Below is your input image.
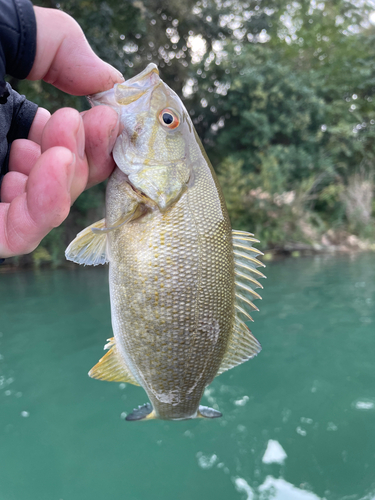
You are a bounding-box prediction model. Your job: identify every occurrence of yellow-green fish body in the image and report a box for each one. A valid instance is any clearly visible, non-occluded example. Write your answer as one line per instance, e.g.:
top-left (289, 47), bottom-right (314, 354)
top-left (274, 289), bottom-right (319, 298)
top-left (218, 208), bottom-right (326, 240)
top-left (66, 64), bottom-right (264, 421)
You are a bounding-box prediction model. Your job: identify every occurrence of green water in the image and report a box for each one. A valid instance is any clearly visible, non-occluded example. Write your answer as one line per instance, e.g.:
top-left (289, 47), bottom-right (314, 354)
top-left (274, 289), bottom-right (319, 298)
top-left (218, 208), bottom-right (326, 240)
top-left (1, 254), bottom-right (375, 500)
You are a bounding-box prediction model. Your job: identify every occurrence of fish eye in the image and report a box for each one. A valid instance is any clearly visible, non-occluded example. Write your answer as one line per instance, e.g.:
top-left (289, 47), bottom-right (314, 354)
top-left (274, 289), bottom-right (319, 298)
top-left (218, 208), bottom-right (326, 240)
top-left (159, 108), bottom-right (180, 129)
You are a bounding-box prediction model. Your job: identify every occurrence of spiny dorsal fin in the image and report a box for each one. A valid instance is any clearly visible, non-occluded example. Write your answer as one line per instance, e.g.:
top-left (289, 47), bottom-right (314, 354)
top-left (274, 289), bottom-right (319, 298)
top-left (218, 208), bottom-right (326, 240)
top-left (232, 229), bottom-right (265, 322)
top-left (65, 219), bottom-right (108, 266)
top-left (89, 337), bottom-right (140, 385)
top-left (216, 317), bottom-right (261, 376)
top-left (215, 229), bottom-right (265, 377)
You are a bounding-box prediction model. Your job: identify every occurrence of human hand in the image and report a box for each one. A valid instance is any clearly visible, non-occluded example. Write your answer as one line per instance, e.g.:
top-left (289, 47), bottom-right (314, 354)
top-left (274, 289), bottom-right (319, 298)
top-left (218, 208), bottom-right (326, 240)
top-left (0, 7), bottom-right (123, 258)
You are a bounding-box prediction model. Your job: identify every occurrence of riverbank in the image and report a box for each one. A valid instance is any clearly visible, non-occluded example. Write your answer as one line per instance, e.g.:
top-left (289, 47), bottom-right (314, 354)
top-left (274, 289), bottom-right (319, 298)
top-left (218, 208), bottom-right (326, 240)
top-left (264, 229), bottom-right (375, 261)
top-left (2, 228), bottom-right (374, 271)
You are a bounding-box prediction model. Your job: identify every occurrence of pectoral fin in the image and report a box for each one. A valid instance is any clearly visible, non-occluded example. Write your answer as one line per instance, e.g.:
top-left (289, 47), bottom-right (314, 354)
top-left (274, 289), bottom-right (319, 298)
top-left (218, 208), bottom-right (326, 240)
top-left (198, 406), bottom-right (222, 419)
top-left (89, 337), bottom-right (140, 386)
top-left (65, 208), bottom-right (141, 266)
top-left (65, 219), bottom-right (108, 266)
top-left (125, 403), bottom-right (156, 421)
top-left (91, 211), bottom-right (139, 234)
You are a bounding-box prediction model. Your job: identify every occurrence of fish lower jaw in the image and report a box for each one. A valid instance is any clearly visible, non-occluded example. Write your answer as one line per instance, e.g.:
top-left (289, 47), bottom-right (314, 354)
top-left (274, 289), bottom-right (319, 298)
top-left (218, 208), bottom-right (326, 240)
top-left (125, 403), bottom-right (222, 421)
top-left (151, 407), bottom-right (198, 421)
top-left (167, 412), bottom-right (199, 421)
top-left (154, 405), bottom-right (222, 421)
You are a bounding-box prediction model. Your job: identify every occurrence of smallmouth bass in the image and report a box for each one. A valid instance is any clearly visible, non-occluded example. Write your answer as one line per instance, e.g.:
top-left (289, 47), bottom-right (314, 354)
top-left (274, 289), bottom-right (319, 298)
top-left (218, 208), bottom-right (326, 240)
top-left (66, 64), bottom-right (265, 421)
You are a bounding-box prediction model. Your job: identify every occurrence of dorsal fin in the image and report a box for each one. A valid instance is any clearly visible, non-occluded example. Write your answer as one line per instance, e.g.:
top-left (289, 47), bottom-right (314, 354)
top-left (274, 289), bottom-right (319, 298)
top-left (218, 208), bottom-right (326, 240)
top-left (232, 229), bottom-right (265, 322)
top-left (216, 229), bottom-right (265, 377)
top-left (89, 337), bottom-right (140, 385)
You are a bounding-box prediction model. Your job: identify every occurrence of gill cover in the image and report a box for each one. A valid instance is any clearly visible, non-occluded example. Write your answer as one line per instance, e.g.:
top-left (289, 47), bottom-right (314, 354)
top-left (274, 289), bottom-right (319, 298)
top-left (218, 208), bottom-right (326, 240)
top-left (88, 63), bottom-right (192, 210)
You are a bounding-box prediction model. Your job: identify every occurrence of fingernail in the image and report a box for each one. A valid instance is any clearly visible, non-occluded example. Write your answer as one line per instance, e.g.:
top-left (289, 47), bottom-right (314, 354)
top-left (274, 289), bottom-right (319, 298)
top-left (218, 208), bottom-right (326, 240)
top-left (107, 63), bottom-right (124, 82)
top-left (77, 117), bottom-right (85, 160)
top-left (115, 69), bottom-right (125, 82)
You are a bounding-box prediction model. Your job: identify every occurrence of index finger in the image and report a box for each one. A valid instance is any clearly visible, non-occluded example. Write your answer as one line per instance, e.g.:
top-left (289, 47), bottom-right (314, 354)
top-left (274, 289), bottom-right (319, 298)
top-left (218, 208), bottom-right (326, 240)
top-left (0, 147), bottom-right (74, 258)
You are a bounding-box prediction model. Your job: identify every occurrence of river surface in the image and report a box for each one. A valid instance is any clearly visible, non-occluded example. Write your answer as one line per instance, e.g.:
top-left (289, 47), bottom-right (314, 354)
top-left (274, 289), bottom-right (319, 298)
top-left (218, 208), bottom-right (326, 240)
top-left (0, 253), bottom-right (375, 500)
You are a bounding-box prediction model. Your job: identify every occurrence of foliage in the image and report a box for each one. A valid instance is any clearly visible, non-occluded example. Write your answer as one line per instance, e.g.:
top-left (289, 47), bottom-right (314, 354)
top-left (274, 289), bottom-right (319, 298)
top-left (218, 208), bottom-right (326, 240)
top-left (342, 167), bottom-right (374, 234)
top-left (9, 0), bottom-right (375, 265)
top-left (186, 0), bottom-right (375, 244)
top-left (32, 246), bottom-right (52, 267)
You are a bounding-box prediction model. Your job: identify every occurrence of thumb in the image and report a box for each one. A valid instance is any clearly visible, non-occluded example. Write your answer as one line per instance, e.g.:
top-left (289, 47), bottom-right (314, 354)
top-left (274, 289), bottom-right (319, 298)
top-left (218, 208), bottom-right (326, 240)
top-left (28, 7), bottom-right (124, 95)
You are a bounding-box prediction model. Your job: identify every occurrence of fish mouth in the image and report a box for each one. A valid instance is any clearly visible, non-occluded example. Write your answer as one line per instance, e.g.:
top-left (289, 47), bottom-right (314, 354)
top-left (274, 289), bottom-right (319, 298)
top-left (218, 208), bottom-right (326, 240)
top-left (125, 63), bottom-right (159, 87)
top-left (87, 65), bottom-right (160, 108)
top-left (114, 64), bottom-right (160, 105)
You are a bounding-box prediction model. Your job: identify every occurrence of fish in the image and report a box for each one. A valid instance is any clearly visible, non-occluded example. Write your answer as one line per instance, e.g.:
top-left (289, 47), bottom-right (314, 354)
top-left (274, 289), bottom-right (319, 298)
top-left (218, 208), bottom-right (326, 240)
top-left (65, 63), bottom-right (265, 421)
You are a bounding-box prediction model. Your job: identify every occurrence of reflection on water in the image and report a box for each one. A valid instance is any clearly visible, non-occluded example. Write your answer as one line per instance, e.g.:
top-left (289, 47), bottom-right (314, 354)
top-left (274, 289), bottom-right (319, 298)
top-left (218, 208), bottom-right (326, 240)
top-left (353, 400), bottom-right (375, 411)
top-left (235, 476), bottom-right (323, 500)
top-left (1, 253), bottom-right (375, 500)
top-left (262, 440), bottom-right (287, 464)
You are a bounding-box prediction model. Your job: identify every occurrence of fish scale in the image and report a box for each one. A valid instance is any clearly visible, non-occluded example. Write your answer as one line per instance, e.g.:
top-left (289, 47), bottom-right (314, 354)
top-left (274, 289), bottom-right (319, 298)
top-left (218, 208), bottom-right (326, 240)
top-left (65, 64), bottom-right (264, 421)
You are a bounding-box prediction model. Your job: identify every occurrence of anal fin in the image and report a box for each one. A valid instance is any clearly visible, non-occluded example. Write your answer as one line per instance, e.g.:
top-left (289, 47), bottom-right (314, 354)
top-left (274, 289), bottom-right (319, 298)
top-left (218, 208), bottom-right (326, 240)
top-left (89, 337), bottom-right (140, 386)
top-left (216, 318), bottom-right (261, 377)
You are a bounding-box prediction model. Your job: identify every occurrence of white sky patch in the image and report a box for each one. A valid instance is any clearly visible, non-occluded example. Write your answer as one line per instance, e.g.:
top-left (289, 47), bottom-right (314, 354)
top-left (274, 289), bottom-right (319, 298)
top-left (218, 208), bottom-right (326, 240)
top-left (258, 29), bottom-right (271, 43)
top-left (212, 40), bottom-right (227, 64)
top-left (211, 117), bottom-right (225, 132)
top-left (262, 440), bottom-right (288, 464)
top-left (278, 4), bottom-right (303, 42)
top-left (370, 11), bottom-right (375, 24)
top-left (182, 78), bottom-right (196, 97)
top-left (188, 35), bottom-right (207, 63)
top-left (166, 27), bottom-right (180, 44)
top-left (123, 42), bottom-right (138, 54)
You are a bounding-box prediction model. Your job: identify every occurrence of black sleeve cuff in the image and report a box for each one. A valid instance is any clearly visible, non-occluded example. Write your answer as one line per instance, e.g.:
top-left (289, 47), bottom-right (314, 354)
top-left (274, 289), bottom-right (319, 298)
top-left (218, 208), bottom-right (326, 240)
top-left (0, 84), bottom-right (38, 198)
top-left (8, 86), bottom-right (38, 141)
top-left (0, 0), bottom-right (37, 82)
top-left (9, 0), bottom-right (37, 79)
top-left (9, 0), bottom-right (36, 79)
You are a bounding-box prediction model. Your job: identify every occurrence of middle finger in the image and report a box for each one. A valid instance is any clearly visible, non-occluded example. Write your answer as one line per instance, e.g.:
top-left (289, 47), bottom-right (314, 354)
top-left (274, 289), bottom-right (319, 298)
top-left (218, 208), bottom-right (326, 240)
top-left (9, 139), bottom-right (41, 176)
